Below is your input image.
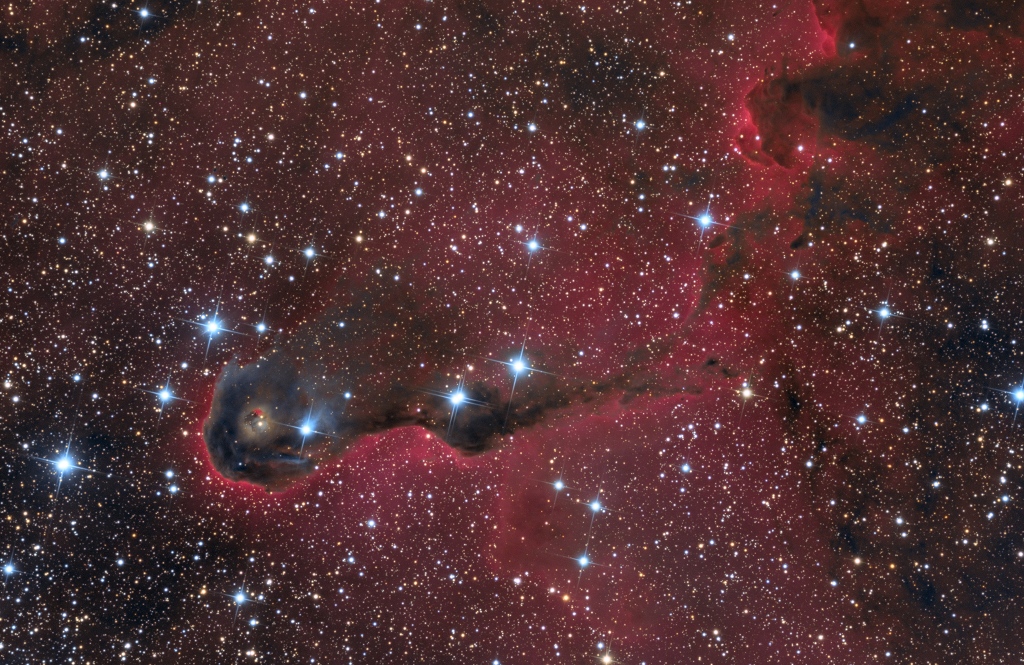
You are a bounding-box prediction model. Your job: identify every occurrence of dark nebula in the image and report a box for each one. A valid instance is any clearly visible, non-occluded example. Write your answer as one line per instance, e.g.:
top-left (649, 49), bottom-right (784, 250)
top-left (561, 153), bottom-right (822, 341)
top-left (204, 353), bottom-right (320, 491)
top-left (204, 278), bottom-right (680, 490)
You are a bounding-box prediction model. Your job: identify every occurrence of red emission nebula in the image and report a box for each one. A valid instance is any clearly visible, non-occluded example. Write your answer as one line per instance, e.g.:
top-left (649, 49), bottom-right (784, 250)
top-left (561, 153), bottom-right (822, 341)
top-left (2, 0), bottom-right (1024, 663)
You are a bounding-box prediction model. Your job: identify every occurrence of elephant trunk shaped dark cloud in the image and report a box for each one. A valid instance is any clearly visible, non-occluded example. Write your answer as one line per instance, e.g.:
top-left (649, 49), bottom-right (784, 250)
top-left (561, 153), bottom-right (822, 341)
top-left (203, 281), bottom-right (680, 492)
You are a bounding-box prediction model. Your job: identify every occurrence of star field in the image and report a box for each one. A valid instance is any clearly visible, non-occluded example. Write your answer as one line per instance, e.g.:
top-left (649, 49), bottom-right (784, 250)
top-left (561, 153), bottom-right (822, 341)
top-left (2, 0), bottom-right (1024, 663)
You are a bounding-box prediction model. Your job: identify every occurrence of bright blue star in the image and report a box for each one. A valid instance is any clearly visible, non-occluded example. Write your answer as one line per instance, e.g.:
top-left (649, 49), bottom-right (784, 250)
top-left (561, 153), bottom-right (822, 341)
top-left (635, 119), bottom-right (646, 130)
top-left (144, 378), bottom-right (190, 413)
top-left (183, 306), bottom-right (240, 357)
top-left (36, 444), bottom-right (99, 496)
top-left (578, 555), bottom-right (589, 568)
top-left (422, 376), bottom-right (487, 439)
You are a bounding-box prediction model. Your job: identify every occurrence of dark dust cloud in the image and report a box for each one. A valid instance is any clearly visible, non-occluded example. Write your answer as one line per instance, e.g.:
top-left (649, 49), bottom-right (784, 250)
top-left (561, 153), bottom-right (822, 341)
top-left (205, 280), bottom-right (680, 491)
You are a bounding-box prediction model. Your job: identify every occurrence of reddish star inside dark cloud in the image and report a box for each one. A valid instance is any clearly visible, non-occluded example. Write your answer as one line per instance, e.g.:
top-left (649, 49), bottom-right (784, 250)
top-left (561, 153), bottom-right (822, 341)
top-left (2, 0), bottom-right (1024, 662)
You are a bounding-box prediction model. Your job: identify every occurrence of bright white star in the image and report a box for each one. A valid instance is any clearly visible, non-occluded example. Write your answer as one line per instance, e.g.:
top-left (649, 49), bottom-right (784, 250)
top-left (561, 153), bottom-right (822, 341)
top-left (56, 457), bottom-right (72, 472)
top-left (450, 392), bottom-right (465, 405)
